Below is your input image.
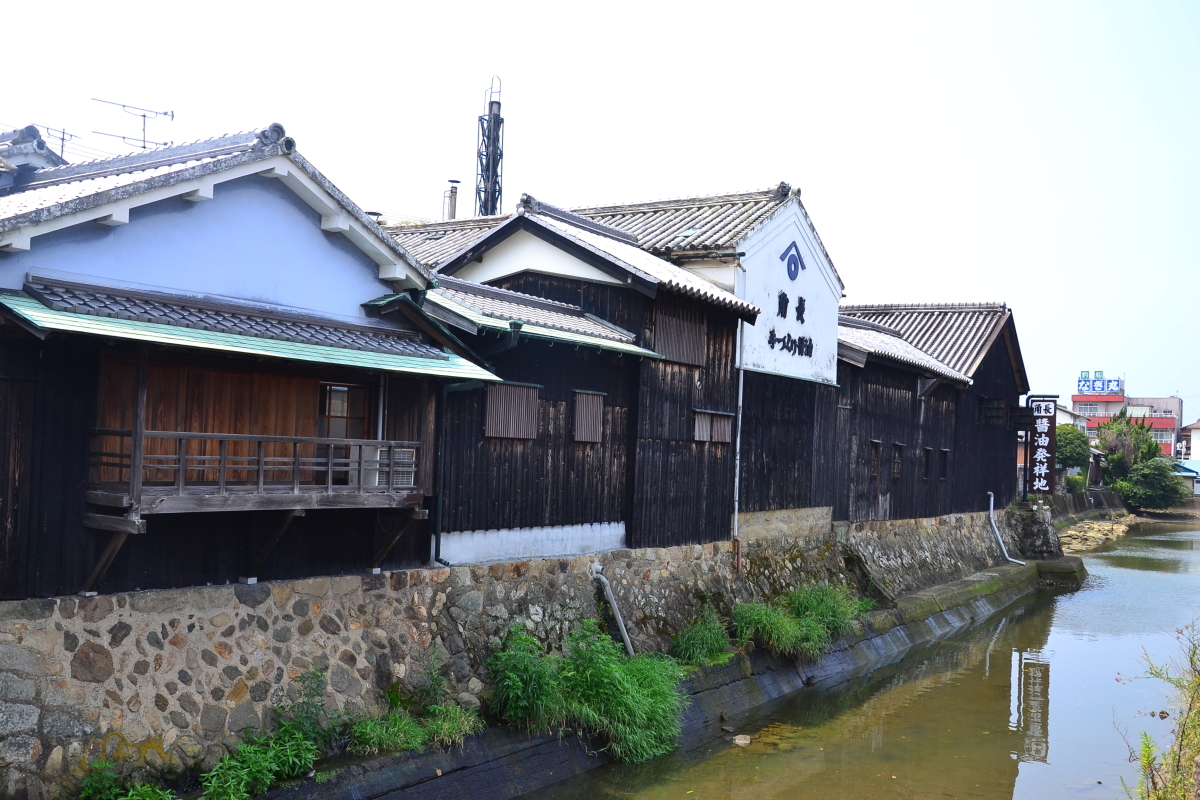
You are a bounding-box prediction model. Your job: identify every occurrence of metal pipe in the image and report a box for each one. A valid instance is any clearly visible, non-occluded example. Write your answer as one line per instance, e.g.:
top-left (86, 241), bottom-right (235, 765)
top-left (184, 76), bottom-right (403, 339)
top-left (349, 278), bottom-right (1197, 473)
top-left (731, 313), bottom-right (745, 547)
top-left (593, 564), bottom-right (635, 657)
top-left (988, 491), bottom-right (1025, 565)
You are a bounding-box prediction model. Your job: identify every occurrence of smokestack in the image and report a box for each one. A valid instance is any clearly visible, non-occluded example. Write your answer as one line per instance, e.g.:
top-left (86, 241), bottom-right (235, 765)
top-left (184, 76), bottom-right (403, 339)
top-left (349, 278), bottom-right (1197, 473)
top-left (444, 179), bottom-right (461, 220)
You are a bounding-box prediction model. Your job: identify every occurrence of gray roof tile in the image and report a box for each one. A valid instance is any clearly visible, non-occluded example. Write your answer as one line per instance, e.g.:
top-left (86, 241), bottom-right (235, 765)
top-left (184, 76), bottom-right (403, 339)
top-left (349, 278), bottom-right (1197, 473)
top-left (24, 279), bottom-right (446, 360)
top-left (837, 316), bottom-right (970, 384)
top-left (838, 303), bottom-right (1014, 378)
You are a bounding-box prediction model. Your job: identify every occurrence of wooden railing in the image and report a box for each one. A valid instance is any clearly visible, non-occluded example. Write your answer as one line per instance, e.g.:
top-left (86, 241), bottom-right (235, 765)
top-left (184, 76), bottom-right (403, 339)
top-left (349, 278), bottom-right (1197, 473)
top-left (89, 428), bottom-right (419, 502)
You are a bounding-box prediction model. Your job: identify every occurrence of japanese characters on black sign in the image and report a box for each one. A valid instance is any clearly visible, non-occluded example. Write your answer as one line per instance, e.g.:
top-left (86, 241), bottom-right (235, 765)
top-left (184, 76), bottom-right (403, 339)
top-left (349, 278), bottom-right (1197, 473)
top-left (1028, 397), bottom-right (1057, 495)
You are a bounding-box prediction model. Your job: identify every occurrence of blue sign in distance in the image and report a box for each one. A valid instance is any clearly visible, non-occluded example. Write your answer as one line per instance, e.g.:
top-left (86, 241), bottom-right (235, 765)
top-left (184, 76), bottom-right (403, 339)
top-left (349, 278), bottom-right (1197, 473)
top-left (1080, 371), bottom-right (1090, 379)
top-left (1091, 380), bottom-right (1106, 392)
top-left (1094, 371), bottom-right (1104, 380)
top-left (779, 241), bottom-right (805, 281)
top-left (1077, 379), bottom-right (1092, 393)
top-left (1106, 379), bottom-right (1122, 393)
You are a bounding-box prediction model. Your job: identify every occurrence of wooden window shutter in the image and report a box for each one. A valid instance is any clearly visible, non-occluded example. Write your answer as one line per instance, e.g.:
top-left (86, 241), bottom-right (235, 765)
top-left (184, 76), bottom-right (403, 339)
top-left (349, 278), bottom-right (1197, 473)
top-left (574, 391), bottom-right (604, 443)
top-left (655, 311), bottom-right (706, 366)
top-left (485, 383), bottom-right (539, 439)
top-left (694, 411), bottom-right (733, 443)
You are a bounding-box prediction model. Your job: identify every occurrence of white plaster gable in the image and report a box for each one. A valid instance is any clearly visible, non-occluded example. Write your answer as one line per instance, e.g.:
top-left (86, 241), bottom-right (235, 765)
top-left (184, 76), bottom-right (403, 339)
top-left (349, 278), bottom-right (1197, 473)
top-left (448, 227), bottom-right (626, 286)
top-left (0, 153), bottom-right (423, 290)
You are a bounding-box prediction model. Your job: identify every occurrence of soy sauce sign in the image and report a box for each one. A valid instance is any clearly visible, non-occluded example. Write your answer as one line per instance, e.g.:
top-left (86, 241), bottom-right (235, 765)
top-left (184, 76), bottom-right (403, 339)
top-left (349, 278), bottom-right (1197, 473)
top-left (1029, 400), bottom-right (1056, 494)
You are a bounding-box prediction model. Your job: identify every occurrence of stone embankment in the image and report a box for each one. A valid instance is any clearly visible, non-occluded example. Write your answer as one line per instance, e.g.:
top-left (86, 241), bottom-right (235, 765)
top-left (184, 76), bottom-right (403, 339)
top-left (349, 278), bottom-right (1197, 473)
top-left (1059, 520), bottom-right (1130, 553)
top-left (0, 508), bottom-right (1028, 798)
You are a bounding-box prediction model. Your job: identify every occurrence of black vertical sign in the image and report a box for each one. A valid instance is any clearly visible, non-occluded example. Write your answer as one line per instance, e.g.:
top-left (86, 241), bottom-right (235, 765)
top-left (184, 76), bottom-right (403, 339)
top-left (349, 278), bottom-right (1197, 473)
top-left (1028, 396), bottom-right (1058, 495)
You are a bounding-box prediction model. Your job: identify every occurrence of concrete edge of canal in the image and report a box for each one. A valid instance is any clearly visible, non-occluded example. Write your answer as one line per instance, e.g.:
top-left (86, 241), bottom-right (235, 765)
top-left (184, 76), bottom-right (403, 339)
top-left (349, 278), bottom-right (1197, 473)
top-left (261, 557), bottom-right (1085, 800)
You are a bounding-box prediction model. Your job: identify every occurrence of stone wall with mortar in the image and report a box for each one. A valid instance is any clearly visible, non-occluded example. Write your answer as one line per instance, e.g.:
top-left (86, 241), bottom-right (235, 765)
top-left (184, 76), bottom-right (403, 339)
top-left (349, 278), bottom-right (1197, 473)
top-left (0, 509), bottom-right (1018, 799)
top-left (735, 507), bottom-right (832, 541)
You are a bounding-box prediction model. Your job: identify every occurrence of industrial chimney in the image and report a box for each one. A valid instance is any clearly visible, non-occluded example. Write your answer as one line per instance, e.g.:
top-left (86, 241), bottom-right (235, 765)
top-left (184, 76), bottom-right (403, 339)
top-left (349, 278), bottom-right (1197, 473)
top-left (475, 77), bottom-right (504, 216)
top-left (444, 180), bottom-right (460, 220)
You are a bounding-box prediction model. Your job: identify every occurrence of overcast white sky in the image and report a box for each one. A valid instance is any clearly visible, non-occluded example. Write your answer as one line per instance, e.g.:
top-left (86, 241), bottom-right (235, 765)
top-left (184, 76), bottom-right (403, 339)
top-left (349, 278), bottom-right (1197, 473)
top-left (6, 1), bottom-right (1198, 420)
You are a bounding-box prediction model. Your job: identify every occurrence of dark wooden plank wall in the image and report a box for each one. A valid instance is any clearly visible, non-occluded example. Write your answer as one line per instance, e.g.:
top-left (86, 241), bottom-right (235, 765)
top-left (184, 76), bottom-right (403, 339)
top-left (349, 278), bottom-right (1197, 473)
top-left (629, 294), bottom-right (739, 548)
top-left (737, 370), bottom-right (820, 513)
top-left (439, 339), bottom-right (636, 533)
top-left (0, 334), bottom-right (100, 599)
top-left (952, 322), bottom-right (1022, 511)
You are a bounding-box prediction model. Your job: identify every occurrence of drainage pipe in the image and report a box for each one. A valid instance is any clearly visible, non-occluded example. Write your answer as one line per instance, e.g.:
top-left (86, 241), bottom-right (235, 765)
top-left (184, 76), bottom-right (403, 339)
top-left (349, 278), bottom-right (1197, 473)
top-left (593, 564), bottom-right (635, 657)
top-left (988, 491), bottom-right (1025, 566)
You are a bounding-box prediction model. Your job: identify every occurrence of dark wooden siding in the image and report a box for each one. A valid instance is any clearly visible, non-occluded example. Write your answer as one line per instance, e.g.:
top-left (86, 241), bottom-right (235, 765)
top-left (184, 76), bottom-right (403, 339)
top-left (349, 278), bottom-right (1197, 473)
top-left (489, 272), bottom-right (648, 343)
top-left (952, 322), bottom-right (1022, 511)
top-left (738, 370), bottom-right (820, 513)
top-left (440, 339), bottom-right (636, 533)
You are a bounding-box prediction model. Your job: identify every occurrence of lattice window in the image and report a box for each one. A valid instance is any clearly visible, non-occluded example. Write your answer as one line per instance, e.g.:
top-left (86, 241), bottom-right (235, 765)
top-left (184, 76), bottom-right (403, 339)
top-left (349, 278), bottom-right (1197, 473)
top-left (870, 441), bottom-right (882, 479)
top-left (694, 410), bottom-right (734, 443)
top-left (892, 444), bottom-right (904, 481)
top-left (923, 447), bottom-right (933, 481)
top-left (977, 397), bottom-right (1007, 426)
top-left (655, 310), bottom-right (706, 366)
top-left (940, 449), bottom-right (950, 480)
top-left (574, 391), bottom-right (605, 443)
top-left (485, 383), bottom-right (539, 439)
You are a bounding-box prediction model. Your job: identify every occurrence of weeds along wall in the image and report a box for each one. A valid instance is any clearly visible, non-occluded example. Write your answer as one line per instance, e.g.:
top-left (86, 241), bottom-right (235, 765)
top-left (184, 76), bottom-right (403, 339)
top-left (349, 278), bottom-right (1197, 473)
top-left (0, 511), bottom-right (1023, 798)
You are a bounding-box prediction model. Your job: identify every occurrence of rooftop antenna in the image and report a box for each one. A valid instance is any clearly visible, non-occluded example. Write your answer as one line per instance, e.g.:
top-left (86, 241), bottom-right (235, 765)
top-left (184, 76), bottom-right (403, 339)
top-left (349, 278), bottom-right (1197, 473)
top-left (444, 179), bottom-right (461, 220)
top-left (91, 98), bottom-right (174, 150)
top-left (33, 124), bottom-right (77, 158)
top-left (475, 77), bottom-right (504, 216)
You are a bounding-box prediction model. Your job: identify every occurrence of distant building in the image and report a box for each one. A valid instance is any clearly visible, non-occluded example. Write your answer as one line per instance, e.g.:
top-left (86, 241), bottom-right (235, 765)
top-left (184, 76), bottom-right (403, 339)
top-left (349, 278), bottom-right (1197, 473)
top-left (1184, 420), bottom-right (1200, 459)
top-left (1071, 372), bottom-right (1181, 454)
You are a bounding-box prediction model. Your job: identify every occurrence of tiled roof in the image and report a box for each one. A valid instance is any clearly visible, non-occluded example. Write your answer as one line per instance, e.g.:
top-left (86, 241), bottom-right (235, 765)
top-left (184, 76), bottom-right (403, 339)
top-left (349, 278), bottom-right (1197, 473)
top-left (385, 185), bottom-right (798, 268)
top-left (573, 184), bottom-right (794, 254)
top-left (837, 316), bottom-right (970, 384)
top-left (433, 276), bottom-right (634, 342)
top-left (24, 278), bottom-right (444, 359)
top-left (424, 276), bottom-right (660, 358)
top-left (388, 216), bottom-right (510, 269)
top-left (838, 303), bottom-right (1014, 378)
top-left (524, 203), bottom-right (758, 319)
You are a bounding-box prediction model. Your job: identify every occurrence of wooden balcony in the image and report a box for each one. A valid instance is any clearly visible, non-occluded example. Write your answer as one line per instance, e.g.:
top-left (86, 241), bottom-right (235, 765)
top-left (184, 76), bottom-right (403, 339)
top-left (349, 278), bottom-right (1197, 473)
top-left (88, 429), bottom-right (423, 514)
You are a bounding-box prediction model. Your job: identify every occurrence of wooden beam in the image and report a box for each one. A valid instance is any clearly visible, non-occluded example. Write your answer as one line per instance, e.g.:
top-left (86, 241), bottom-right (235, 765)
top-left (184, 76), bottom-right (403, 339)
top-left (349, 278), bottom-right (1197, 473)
top-left (248, 510), bottom-right (304, 577)
top-left (80, 531), bottom-right (130, 594)
top-left (371, 517), bottom-right (413, 569)
top-left (139, 491), bottom-right (423, 515)
top-left (86, 490), bottom-right (132, 509)
top-left (83, 514), bottom-right (147, 534)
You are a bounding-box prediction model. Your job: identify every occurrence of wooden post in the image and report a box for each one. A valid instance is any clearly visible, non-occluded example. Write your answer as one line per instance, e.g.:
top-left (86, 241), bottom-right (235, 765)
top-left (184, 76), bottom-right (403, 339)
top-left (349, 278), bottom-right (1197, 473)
top-left (248, 509), bottom-right (304, 577)
top-left (176, 438), bottom-right (187, 494)
top-left (256, 440), bottom-right (265, 493)
top-left (218, 439), bottom-right (228, 495)
top-left (129, 345), bottom-right (148, 509)
top-left (325, 446), bottom-right (333, 493)
top-left (292, 443), bottom-right (301, 494)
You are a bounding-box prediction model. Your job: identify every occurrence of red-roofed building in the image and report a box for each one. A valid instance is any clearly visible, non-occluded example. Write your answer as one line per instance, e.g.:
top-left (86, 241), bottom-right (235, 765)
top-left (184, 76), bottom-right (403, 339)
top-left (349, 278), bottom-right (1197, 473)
top-left (1071, 372), bottom-right (1182, 454)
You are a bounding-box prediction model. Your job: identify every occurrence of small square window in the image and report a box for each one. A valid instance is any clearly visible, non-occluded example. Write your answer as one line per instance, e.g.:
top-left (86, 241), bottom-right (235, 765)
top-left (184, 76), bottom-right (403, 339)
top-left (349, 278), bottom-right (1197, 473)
top-left (694, 411), bottom-right (733, 443)
top-left (869, 441), bottom-right (882, 479)
top-left (574, 391), bottom-right (604, 443)
top-left (892, 444), bottom-right (904, 481)
top-left (485, 384), bottom-right (539, 439)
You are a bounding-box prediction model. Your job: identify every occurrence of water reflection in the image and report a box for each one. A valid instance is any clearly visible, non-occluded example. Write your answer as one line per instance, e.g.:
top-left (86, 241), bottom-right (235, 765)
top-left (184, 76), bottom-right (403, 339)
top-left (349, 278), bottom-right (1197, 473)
top-left (521, 522), bottom-right (1200, 800)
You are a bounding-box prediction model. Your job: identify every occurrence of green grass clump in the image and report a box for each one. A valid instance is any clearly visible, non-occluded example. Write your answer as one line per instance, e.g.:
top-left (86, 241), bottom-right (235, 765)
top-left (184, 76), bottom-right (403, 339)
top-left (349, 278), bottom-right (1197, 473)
top-left (783, 584), bottom-right (872, 639)
top-left (732, 602), bottom-right (828, 658)
top-left (421, 704), bottom-right (485, 748)
top-left (79, 760), bottom-right (123, 800)
top-left (349, 711), bottom-right (427, 755)
top-left (489, 627), bottom-right (565, 728)
top-left (671, 606), bottom-right (731, 666)
top-left (489, 620), bottom-right (687, 763)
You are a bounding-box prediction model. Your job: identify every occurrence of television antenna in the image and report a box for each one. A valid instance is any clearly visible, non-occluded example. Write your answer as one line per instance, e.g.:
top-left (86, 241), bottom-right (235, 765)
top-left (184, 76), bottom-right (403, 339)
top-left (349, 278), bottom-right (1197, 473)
top-left (33, 124), bottom-right (78, 157)
top-left (91, 98), bottom-right (175, 150)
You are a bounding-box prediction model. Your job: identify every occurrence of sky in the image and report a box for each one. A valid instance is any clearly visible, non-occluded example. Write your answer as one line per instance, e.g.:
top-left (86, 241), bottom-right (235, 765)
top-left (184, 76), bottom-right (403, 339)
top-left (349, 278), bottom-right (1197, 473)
top-left (5, 1), bottom-right (1198, 420)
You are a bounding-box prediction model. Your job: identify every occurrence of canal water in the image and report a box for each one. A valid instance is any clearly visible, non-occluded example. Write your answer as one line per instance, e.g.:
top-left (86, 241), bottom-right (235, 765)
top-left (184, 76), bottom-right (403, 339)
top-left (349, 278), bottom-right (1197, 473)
top-left (522, 522), bottom-right (1200, 800)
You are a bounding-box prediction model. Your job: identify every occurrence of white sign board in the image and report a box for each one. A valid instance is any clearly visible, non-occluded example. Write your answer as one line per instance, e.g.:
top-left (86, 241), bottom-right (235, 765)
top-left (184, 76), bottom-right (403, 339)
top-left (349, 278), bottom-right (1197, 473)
top-left (736, 200), bottom-right (841, 384)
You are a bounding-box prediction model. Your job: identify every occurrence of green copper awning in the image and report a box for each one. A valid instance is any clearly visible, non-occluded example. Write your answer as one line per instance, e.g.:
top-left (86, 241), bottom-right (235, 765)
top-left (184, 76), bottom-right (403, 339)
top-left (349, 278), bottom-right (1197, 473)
top-left (0, 292), bottom-right (499, 382)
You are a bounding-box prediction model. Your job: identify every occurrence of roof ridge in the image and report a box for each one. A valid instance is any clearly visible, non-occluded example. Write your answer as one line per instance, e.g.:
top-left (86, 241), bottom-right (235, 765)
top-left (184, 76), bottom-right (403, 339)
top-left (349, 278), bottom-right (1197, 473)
top-left (387, 214), bottom-right (512, 233)
top-left (571, 183), bottom-right (792, 214)
top-left (521, 195), bottom-right (639, 245)
top-left (841, 302), bottom-right (1009, 312)
top-left (837, 314), bottom-right (902, 337)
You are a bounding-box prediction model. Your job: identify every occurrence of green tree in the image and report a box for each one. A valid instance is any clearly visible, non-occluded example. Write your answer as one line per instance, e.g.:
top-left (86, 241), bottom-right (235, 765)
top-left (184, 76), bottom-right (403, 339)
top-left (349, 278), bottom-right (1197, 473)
top-left (1112, 457), bottom-right (1190, 511)
top-left (1056, 424), bottom-right (1091, 472)
top-left (1097, 409), bottom-right (1161, 483)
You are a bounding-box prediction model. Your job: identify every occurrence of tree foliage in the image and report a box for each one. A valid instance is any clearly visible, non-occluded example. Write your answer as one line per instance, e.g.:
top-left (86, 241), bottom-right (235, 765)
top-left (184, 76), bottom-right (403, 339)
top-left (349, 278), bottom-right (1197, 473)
top-left (1098, 410), bottom-right (1161, 483)
top-left (1056, 424), bottom-right (1092, 472)
top-left (1112, 458), bottom-right (1190, 511)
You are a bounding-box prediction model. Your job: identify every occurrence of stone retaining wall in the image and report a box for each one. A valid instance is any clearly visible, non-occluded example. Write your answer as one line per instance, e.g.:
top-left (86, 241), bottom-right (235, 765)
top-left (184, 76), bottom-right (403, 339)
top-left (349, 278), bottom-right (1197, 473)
top-left (0, 509), bottom-right (1022, 799)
